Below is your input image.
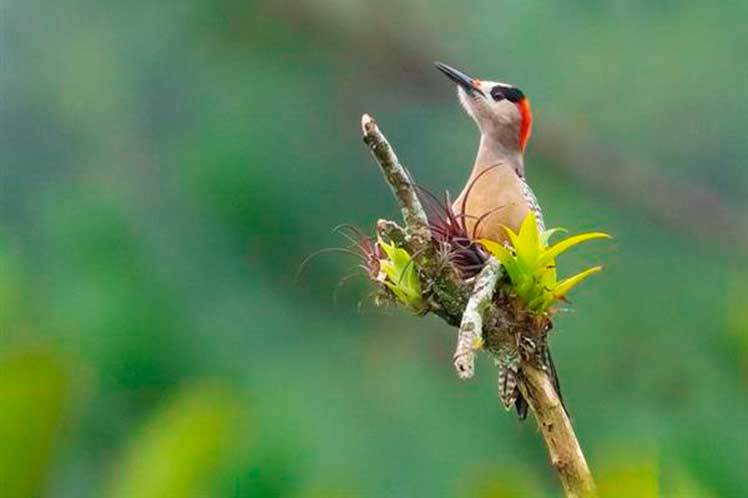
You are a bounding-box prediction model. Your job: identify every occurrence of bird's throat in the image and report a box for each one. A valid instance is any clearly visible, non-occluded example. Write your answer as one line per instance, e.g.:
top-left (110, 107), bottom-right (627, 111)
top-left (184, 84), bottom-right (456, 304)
top-left (473, 134), bottom-right (524, 178)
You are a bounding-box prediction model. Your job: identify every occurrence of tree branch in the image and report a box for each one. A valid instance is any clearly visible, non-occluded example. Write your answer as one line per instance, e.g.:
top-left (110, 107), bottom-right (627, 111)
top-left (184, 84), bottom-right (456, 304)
top-left (453, 257), bottom-right (500, 379)
top-left (360, 113), bottom-right (597, 498)
top-left (361, 114), bottom-right (431, 252)
top-left (518, 364), bottom-right (597, 498)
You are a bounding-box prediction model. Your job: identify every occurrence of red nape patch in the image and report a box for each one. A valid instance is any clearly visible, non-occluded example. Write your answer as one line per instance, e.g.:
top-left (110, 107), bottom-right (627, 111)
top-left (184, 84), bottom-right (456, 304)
top-left (517, 98), bottom-right (533, 151)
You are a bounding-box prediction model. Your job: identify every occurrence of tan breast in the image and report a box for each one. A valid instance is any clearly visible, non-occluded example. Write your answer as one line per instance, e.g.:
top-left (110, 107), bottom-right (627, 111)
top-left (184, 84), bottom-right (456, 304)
top-left (452, 164), bottom-right (532, 243)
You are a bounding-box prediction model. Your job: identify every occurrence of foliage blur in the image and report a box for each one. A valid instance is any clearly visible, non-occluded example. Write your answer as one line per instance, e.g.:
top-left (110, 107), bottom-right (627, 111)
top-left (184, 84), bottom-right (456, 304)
top-left (2, 1), bottom-right (747, 497)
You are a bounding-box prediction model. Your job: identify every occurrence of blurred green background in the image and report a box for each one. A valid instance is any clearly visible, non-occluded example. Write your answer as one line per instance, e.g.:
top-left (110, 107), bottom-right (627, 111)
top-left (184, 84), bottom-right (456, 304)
top-left (2, 1), bottom-right (747, 497)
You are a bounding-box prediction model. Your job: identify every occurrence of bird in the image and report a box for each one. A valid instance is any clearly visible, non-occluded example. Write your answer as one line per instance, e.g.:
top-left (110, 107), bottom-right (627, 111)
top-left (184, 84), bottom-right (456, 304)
top-left (434, 61), bottom-right (544, 243)
top-left (434, 62), bottom-right (561, 419)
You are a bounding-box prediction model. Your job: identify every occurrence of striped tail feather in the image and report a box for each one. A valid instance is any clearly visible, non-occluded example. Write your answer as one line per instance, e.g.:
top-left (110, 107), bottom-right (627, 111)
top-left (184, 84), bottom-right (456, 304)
top-left (506, 346), bottom-right (569, 420)
top-left (496, 346), bottom-right (521, 410)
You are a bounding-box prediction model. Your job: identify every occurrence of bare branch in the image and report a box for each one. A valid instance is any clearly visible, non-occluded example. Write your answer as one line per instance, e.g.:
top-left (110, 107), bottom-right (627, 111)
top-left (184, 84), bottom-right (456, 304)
top-left (453, 257), bottom-right (500, 379)
top-left (518, 364), bottom-right (597, 498)
top-left (361, 114), bottom-right (431, 252)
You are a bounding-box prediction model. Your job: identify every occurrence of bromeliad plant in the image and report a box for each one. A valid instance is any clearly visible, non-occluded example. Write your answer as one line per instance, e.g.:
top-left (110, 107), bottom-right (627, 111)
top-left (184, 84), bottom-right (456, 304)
top-left (480, 213), bottom-right (610, 314)
top-left (368, 195), bottom-right (609, 323)
top-left (375, 237), bottom-right (427, 314)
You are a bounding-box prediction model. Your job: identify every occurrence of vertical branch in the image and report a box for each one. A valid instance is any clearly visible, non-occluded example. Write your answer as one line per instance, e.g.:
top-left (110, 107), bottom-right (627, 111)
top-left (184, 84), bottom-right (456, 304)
top-left (453, 257), bottom-right (500, 379)
top-left (361, 114), bottom-right (431, 253)
top-left (518, 364), bottom-right (597, 498)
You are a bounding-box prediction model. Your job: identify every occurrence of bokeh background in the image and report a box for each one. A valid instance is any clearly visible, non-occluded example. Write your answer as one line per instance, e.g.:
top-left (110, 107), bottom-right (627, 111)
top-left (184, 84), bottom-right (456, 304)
top-left (2, 1), bottom-right (747, 497)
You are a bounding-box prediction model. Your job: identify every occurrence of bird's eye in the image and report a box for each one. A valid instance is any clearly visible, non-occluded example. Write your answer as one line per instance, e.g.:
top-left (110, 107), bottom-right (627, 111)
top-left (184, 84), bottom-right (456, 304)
top-left (490, 86), bottom-right (505, 102)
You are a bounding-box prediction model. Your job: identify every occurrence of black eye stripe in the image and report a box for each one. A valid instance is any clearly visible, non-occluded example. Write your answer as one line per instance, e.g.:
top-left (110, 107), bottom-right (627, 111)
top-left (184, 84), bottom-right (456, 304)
top-left (490, 86), bottom-right (505, 101)
top-left (504, 87), bottom-right (524, 103)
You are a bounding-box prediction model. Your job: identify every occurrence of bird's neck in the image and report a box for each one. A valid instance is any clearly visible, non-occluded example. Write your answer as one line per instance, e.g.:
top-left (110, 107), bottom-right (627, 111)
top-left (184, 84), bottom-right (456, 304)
top-left (472, 134), bottom-right (524, 178)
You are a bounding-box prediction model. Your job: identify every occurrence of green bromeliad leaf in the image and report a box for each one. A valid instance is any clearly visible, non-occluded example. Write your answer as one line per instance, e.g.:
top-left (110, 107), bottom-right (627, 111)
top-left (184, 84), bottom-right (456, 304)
top-left (503, 214), bottom-right (539, 273)
top-left (552, 266), bottom-right (602, 299)
top-left (480, 213), bottom-right (609, 313)
top-left (479, 240), bottom-right (517, 277)
top-left (537, 232), bottom-right (611, 268)
top-left (377, 238), bottom-right (426, 313)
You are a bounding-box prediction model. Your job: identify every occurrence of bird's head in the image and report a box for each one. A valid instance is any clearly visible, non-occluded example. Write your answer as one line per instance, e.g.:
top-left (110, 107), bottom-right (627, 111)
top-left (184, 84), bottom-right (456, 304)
top-left (435, 61), bottom-right (532, 154)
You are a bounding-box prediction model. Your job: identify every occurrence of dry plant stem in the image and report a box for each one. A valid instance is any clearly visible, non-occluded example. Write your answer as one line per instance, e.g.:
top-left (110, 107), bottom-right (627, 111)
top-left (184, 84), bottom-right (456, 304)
top-left (361, 114), bottom-right (431, 252)
top-left (361, 113), bottom-right (596, 498)
top-left (453, 257), bottom-right (500, 379)
top-left (519, 364), bottom-right (597, 498)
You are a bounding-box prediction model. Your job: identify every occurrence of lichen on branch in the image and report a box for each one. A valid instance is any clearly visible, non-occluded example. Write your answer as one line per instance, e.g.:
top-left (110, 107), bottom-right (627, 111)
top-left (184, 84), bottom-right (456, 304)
top-left (361, 114), bottom-right (431, 253)
top-left (453, 257), bottom-right (500, 379)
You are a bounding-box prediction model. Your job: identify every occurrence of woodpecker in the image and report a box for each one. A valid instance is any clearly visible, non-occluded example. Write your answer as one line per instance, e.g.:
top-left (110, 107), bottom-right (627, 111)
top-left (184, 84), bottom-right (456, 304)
top-left (435, 62), bottom-right (561, 418)
top-left (434, 61), bottom-right (544, 242)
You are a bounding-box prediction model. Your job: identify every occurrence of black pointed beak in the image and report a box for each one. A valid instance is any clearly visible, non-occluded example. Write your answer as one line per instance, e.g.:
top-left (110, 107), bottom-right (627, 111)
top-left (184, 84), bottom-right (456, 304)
top-left (434, 61), bottom-right (485, 97)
